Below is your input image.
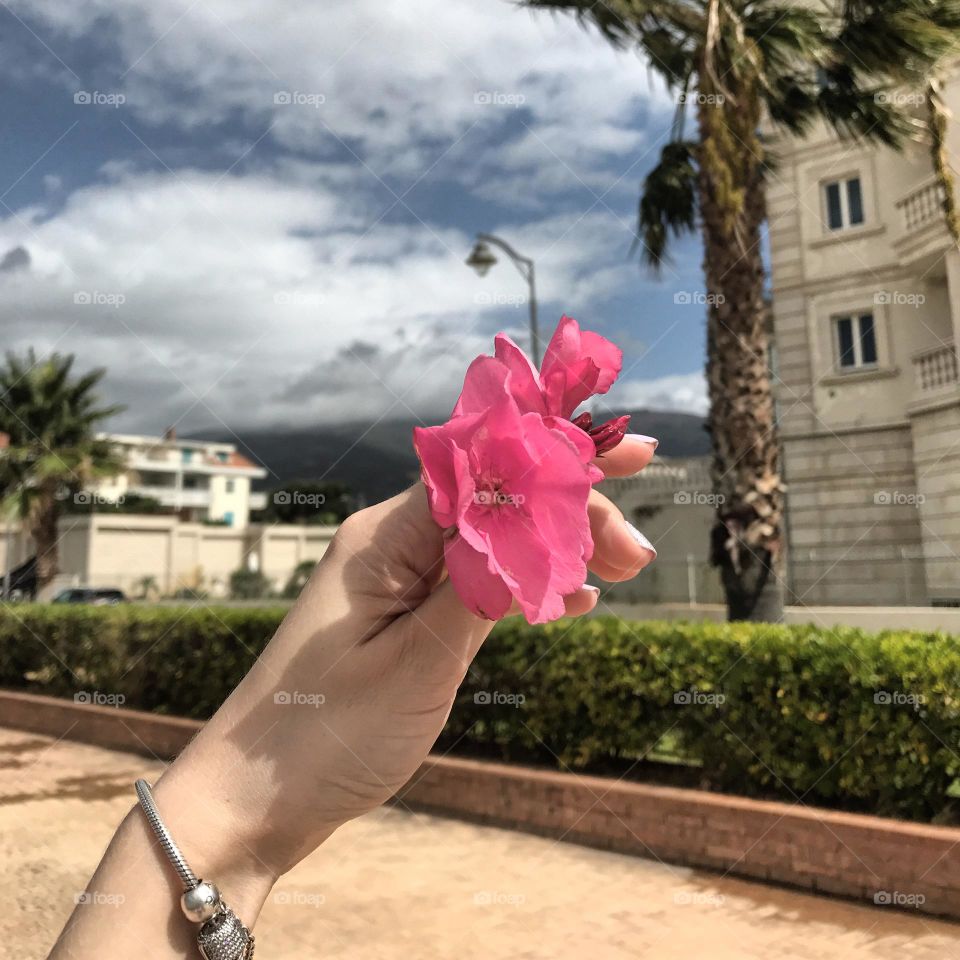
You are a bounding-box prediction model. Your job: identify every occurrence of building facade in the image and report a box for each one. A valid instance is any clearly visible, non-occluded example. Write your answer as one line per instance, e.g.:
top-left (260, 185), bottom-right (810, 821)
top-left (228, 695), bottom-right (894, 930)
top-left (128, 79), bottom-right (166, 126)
top-left (93, 430), bottom-right (267, 528)
top-left (767, 72), bottom-right (960, 605)
top-left (598, 456), bottom-right (724, 605)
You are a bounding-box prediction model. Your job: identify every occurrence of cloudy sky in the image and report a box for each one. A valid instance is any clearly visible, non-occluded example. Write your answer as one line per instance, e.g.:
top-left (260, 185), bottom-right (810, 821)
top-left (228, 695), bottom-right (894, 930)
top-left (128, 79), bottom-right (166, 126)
top-left (0, 0), bottom-right (708, 436)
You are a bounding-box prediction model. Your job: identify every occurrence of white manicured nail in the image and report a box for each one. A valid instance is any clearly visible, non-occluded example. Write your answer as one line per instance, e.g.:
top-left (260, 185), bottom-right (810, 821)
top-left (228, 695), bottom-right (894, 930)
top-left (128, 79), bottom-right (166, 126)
top-left (627, 434), bottom-right (659, 449)
top-left (625, 522), bottom-right (657, 557)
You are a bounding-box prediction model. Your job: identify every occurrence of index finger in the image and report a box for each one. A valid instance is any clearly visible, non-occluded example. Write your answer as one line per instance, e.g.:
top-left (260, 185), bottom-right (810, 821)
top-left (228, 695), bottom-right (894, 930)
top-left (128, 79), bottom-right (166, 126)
top-left (593, 434), bottom-right (658, 478)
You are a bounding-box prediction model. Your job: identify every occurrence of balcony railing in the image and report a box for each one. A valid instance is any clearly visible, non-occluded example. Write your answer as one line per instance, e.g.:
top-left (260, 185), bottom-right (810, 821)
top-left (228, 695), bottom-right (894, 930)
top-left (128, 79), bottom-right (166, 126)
top-left (896, 178), bottom-right (947, 232)
top-left (130, 485), bottom-right (211, 508)
top-left (913, 340), bottom-right (958, 395)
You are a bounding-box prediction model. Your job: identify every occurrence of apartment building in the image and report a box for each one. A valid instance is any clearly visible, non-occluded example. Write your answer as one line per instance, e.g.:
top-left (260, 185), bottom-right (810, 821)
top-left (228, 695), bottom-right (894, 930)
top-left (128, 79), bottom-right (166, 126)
top-left (767, 72), bottom-right (960, 605)
top-left (93, 429), bottom-right (267, 528)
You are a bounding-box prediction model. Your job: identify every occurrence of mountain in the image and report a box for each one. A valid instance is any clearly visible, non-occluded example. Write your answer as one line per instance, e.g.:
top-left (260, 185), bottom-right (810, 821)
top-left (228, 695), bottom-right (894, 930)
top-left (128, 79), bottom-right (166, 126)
top-left (201, 409), bottom-right (708, 505)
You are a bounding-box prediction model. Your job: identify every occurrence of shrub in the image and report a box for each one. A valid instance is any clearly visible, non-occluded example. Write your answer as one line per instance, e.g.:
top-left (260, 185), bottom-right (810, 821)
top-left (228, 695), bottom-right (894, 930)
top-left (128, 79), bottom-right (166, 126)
top-left (0, 607), bottom-right (957, 820)
top-left (229, 568), bottom-right (272, 600)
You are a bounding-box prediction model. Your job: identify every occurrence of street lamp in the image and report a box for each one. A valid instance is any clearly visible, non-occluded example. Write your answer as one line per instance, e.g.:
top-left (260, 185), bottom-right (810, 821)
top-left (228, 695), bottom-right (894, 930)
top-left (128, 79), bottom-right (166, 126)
top-left (466, 233), bottom-right (540, 367)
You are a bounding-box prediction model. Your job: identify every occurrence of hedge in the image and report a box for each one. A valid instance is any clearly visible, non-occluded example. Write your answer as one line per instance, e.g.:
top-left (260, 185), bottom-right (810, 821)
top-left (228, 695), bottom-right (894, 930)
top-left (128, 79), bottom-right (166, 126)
top-left (1, 605), bottom-right (958, 820)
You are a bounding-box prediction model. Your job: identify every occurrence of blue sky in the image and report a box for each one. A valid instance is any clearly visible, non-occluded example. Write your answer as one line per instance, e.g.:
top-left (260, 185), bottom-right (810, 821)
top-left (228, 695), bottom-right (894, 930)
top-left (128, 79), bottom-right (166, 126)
top-left (0, 0), bottom-right (709, 434)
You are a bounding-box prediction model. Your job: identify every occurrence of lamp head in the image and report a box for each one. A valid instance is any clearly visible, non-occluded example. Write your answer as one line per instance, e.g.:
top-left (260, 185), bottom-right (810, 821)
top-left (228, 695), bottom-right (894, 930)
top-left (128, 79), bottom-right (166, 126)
top-left (465, 240), bottom-right (497, 277)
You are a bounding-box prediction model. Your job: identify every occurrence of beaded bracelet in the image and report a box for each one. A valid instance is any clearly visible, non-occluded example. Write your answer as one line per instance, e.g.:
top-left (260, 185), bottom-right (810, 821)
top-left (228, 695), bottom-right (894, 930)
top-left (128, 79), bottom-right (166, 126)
top-left (135, 779), bottom-right (256, 960)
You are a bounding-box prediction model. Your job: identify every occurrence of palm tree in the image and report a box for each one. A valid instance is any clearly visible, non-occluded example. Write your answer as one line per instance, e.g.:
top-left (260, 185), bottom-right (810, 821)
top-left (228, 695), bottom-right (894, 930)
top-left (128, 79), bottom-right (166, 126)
top-left (0, 351), bottom-right (124, 592)
top-left (524, 0), bottom-right (960, 619)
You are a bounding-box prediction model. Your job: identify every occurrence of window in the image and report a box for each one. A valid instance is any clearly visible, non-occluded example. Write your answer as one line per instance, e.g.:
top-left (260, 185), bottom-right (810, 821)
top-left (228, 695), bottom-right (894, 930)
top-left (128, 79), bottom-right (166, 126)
top-left (834, 312), bottom-right (877, 369)
top-left (225, 479), bottom-right (235, 493)
top-left (823, 176), bottom-right (864, 230)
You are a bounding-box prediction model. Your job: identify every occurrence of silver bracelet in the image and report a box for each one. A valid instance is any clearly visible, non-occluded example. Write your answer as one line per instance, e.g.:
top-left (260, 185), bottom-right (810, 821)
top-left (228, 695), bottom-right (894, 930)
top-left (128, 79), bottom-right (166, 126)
top-left (135, 779), bottom-right (256, 960)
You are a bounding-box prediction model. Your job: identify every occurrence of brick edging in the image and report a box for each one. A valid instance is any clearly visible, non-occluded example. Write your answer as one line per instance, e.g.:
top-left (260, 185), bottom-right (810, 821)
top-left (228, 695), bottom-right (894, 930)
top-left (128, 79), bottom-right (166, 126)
top-left (3, 689), bottom-right (959, 919)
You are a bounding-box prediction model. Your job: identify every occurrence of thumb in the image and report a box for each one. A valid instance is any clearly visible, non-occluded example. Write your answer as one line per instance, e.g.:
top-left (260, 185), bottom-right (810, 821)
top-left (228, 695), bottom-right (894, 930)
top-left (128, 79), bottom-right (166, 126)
top-left (401, 577), bottom-right (498, 683)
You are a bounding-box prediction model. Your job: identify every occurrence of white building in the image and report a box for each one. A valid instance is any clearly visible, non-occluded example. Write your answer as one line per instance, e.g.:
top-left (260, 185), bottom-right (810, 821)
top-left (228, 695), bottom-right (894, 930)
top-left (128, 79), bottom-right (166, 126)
top-left (93, 429), bottom-right (267, 529)
top-left (766, 70), bottom-right (960, 605)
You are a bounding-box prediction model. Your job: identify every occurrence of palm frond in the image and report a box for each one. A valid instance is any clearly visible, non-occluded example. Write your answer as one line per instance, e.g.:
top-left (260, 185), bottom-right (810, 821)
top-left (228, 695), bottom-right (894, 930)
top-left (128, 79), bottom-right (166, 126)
top-left (635, 140), bottom-right (699, 268)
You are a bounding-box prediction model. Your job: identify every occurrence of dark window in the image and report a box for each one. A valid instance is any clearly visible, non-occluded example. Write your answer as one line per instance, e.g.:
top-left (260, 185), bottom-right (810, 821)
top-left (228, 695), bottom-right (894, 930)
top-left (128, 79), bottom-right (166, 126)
top-left (835, 312), bottom-right (878, 369)
top-left (824, 176), bottom-right (864, 230)
top-left (836, 316), bottom-right (856, 366)
top-left (859, 313), bottom-right (877, 364)
top-left (847, 178), bottom-right (864, 225)
top-left (826, 182), bottom-right (843, 230)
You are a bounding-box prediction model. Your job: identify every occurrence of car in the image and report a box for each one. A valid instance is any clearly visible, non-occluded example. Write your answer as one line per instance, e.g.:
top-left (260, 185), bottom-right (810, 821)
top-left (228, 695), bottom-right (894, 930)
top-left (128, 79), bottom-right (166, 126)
top-left (51, 587), bottom-right (127, 605)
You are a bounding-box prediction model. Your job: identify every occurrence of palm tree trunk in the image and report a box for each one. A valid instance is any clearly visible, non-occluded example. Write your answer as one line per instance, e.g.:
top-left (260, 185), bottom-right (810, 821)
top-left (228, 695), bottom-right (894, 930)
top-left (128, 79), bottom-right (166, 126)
top-left (31, 492), bottom-right (60, 591)
top-left (696, 92), bottom-right (785, 622)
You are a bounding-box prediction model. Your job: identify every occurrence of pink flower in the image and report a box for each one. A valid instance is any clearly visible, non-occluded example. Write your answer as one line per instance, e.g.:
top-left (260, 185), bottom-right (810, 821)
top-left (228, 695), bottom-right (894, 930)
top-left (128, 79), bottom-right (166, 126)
top-left (539, 314), bottom-right (623, 418)
top-left (414, 362), bottom-right (599, 624)
top-left (415, 314), bottom-right (629, 624)
top-left (453, 315), bottom-right (627, 455)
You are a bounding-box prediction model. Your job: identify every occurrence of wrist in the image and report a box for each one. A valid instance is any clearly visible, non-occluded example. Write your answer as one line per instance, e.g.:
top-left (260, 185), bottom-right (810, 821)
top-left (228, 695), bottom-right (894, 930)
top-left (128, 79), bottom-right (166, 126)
top-left (148, 756), bottom-right (281, 926)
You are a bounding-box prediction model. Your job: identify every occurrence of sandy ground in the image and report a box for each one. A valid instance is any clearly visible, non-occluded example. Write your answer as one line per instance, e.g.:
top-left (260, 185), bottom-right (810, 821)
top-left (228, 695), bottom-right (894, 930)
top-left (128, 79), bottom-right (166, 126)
top-left (3, 726), bottom-right (960, 959)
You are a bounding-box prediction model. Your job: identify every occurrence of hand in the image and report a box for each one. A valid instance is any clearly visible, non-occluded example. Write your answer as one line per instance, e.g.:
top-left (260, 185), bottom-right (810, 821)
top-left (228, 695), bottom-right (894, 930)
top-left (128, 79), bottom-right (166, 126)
top-left (52, 436), bottom-right (657, 959)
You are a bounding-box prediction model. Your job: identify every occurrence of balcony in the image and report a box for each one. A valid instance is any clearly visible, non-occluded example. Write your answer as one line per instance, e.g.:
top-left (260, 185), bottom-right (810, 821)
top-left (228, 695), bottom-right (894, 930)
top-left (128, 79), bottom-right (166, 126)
top-left (912, 340), bottom-right (958, 405)
top-left (130, 484), bottom-right (211, 508)
top-left (894, 177), bottom-right (951, 268)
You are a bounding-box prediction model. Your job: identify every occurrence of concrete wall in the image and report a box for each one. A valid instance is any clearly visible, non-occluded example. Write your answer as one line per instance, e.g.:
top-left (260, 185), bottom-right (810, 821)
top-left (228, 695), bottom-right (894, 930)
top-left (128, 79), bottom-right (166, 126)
top-left (0, 515), bottom-right (337, 597)
top-left (597, 462), bottom-right (724, 605)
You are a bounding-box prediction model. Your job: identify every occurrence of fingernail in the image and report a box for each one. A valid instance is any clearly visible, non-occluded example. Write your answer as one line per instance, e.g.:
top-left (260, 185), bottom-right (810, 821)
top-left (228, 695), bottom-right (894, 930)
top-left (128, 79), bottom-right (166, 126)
top-left (627, 434), bottom-right (659, 449)
top-left (625, 522), bottom-right (657, 558)
top-left (581, 583), bottom-right (600, 595)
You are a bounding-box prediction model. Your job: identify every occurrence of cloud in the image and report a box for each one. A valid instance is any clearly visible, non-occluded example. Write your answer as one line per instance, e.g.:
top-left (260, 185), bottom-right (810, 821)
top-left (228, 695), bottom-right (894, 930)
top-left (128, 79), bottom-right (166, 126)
top-left (611, 371), bottom-right (708, 416)
top-left (0, 246), bottom-right (30, 273)
top-left (0, 166), bottom-right (650, 431)
top-left (7, 0), bottom-right (673, 191)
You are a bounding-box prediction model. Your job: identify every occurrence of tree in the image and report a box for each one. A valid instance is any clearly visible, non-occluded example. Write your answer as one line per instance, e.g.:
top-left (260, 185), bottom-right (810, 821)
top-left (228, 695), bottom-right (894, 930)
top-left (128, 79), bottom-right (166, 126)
top-left (525, 0), bottom-right (960, 619)
top-left (256, 479), bottom-right (354, 525)
top-left (0, 351), bottom-right (123, 590)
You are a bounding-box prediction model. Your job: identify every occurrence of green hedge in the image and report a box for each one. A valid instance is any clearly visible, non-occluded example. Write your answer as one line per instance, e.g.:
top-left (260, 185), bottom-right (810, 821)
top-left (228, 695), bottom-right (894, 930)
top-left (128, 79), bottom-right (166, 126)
top-left (1, 606), bottom-right (958, 820)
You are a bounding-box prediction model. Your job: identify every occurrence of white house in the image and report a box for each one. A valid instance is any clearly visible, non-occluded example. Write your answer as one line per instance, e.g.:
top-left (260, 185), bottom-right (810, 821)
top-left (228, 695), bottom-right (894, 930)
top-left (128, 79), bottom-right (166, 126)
top-left (93, 428), bottom-right (267, 528)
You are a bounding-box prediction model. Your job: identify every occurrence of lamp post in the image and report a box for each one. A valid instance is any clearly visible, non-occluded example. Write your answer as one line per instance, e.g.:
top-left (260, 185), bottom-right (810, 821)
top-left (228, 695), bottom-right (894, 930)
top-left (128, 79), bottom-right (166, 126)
top-left (466, 233), bottom-right (540, 367)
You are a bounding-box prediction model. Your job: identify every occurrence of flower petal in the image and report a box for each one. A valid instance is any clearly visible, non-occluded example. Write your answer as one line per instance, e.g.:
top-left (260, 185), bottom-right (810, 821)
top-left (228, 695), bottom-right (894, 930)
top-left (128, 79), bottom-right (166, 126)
top-left (494, 333), bottom-right (546, 414)
top-left (444, 532), bottom-right (513, 620)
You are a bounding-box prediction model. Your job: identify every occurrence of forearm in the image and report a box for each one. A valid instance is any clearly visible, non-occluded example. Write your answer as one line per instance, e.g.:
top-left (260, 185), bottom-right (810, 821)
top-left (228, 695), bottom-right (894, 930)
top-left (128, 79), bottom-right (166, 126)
top-left (48, 758), bottom-right (278, 958)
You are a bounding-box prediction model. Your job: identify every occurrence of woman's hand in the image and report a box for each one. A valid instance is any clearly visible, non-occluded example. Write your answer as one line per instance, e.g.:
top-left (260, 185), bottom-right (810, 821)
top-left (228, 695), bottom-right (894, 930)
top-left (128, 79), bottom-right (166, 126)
top-left (50, 436), bottom-right (656, 958)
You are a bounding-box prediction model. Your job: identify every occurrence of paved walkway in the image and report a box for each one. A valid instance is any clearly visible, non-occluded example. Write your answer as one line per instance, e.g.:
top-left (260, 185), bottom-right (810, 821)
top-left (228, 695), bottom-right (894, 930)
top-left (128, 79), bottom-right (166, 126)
top-left (3, 726), bottom-right (959, 959)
